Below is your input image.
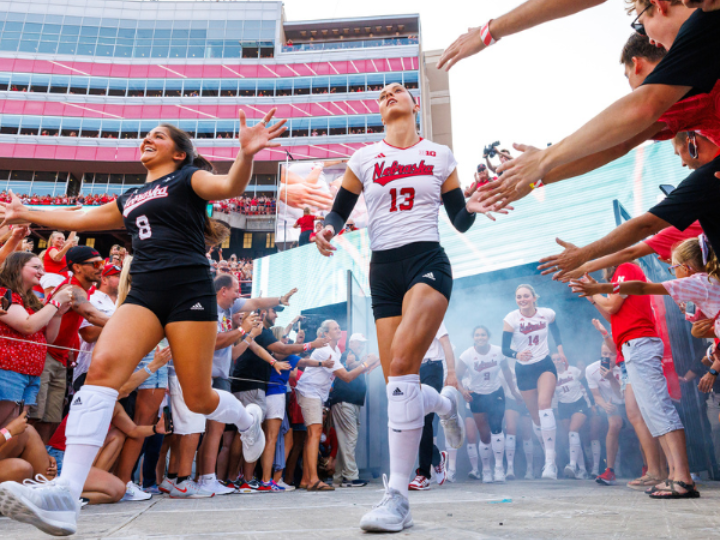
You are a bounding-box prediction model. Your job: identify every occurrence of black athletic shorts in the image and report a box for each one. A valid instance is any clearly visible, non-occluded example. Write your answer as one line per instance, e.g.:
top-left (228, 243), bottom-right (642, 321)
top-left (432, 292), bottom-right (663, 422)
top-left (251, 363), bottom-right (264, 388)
top-left (558, 398), bottom-right (591, 420)
top-left (125, 265), bottom-right (217, 326)
top-left (515, 356), bottom-right (558, 392)
top-left (469, 388), bottom-right (506, 433)
top-left (369, 241), bottom-right (452, 321)
top-left (505, 396), bottom-right (530, 416)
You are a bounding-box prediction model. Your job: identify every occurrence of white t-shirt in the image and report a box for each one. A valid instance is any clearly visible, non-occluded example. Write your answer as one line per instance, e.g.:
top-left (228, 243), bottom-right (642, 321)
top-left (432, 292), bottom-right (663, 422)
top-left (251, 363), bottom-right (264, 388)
top-left (503, 307), bottom-right (556, 365)
top-left (74, 290), bottom-right (117, 383)
top-left (295, 344), bottom-right (343, 402)
top-left (347, 138), bottom-right (457, 251)
top-left (586, 360), bottom-right (624, 405)
top-left (555, 366), bottom-right (587, 404)
top-left (458, 344), bottom-right (504, 395)
top-left (423, 322), bottom-right (448, 362)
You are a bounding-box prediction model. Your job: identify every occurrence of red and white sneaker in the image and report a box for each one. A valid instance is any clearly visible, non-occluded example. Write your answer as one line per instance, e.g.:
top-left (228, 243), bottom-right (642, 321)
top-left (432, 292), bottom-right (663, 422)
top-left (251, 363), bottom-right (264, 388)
top-left (433, 451), bottom-right (448, 486)
top-left (596, 468), bottom-right (616, 486)
top-left (408, 472), bottom-right (431, 491)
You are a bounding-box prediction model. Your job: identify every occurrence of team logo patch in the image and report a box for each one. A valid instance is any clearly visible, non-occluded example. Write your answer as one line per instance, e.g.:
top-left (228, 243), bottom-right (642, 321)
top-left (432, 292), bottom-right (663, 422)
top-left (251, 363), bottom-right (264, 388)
top-left (392, 387), bottom-right (404, 396)
top-left (123, 185), bottom-right (169, 217)
top-left (373, 160), bottom-right (435, 186)
top-left (190, 302), bottom-right (205, 311)
top-left (420, 150), bottom-right (436, 157)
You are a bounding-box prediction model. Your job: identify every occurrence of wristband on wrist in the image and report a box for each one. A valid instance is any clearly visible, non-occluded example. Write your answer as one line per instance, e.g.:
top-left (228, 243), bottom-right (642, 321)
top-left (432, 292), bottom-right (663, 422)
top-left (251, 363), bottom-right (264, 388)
top-left (480, 19), bottom-right (498, 47)
top-left (270, 358), bottom-right (276, 366)
top-left (152, 424), bottom-right (158, 435)
top-left (612, 283), bottom-right (620, 294)
top-left (239, 328), bottom-right (246, 338)
top-left (600, 330), bottom-right (609, 337)
top-left (303, 343), bottom-right (312, 352)
top-left (143, 365), bottom-right (155, 376)
top-left (48, 300), bottom-right (61, 310)
top-left (529, 180), bottom-right (544, 190)
top-left (710, 368), bottom-right (719, 377)
top-left (0, 428), bottom-right (11, 442)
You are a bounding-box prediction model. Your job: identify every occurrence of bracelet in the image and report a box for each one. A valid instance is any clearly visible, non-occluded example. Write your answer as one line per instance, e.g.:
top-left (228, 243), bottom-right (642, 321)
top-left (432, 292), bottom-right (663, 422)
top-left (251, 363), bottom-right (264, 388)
top-left (612, 283), bottom-right (621, 294)
top-left (529, 180), bottom-right (544, 190)
top-left (143, 365), bottom-right (155, 376)
top-left (270, 359), bottom-right (276, 366)
top-left (0, 428), bottom-right (11, 442)
top-left (48, 300), bottom-right (61, 310)
top-left (152, 424), bottom-right (157, 435)
top-left (239, 328), bottom-right (246, 338)
top-left (480, 19), bottom-right (498, 47)
top-left (303, 343), bottom-right (312, 352)
top-left (600, 330), bottom-right (609, 337)
top-left (317, 361), bottom-right (322, 368)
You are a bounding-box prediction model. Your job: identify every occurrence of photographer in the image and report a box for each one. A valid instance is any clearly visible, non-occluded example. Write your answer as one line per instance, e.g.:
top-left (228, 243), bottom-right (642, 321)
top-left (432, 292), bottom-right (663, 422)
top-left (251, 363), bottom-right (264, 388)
top-left (483, 142), bottom-right (513, 176)
top-left (465, 164), bottom-right (492, 197)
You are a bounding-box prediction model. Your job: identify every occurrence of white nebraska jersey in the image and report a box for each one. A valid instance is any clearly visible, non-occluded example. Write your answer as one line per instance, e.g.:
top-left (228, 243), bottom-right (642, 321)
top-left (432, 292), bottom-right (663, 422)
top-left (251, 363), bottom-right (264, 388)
top-left (459, 344), bottom-right (504, 395)
top-left (586, 361), bottom-right (624, 405)
top-left (347, 138), bottom-right (457, 251)
top-left (503, 307), bottom-right (556, 365)
top-left (423, 322), bottom-right (449, 361)
top-left (555, 366), bottom-right (586, 404)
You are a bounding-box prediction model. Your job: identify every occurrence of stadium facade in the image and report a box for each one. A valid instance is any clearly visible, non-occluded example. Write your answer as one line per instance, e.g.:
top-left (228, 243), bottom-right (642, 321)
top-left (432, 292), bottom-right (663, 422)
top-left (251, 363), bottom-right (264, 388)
top-left (0, 0), bottom-right (452, 257)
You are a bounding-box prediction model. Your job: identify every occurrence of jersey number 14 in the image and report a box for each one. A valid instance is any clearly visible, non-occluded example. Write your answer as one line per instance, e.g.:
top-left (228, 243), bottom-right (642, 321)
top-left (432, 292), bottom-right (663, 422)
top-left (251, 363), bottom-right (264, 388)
top-left (389, 187), bottom-right (415, 212)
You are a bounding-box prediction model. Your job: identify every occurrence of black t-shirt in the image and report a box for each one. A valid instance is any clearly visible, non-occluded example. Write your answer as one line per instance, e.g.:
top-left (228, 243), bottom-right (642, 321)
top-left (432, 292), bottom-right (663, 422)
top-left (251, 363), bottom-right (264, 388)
top-left (642, 9), bottom-right (720, 100)
top-left (327, 350), bottom-right (367, 407)
top-left (231, 327), bottom-right (278, 393)
top-left (648, 154), bottom-right (720, 255)
top-left (116, 166), bottom-right (209, 274)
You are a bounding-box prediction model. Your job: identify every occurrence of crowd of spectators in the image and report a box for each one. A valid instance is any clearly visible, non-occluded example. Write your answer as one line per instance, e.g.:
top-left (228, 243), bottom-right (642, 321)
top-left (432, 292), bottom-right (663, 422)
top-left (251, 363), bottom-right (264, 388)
top-left (1, 192), bottom-right (119, 207)
top-left (212, 196), bottom-right (275, 216)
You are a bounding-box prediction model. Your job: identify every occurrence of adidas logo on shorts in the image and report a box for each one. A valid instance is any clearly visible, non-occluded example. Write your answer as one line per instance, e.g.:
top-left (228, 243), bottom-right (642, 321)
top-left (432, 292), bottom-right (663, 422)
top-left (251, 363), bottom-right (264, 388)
top-left (190, 302), bottom-right (205, 311)
top-left (73, 396), bottom-right (82, 406)
top-left (392, 387), bottom-right (404, 396)
top-left (422, 272), bottom-right (435, 281)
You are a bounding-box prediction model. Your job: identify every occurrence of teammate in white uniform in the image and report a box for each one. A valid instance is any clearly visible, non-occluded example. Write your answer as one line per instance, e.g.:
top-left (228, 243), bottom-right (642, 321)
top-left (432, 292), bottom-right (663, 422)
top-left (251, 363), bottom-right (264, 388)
top-left (499, 364), bottom-right (535, 479)
top-left (314, 82), bottom-right (506, 533)
top-left (552, 354), bottom-right (592, 479)
top-left (502, 284), bottom-right (566, 480)
top-left (456, 325), bottom-right (519, 483)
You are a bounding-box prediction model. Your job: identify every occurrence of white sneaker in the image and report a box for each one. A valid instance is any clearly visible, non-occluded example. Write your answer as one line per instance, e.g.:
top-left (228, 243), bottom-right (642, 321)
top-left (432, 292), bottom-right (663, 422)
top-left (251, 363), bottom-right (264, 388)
top-left (433, 451), bottom-right (448, 486)
top-left (506, 467), bottom-right (516, 480)
top-left (439, 387), bottom-right (465, 449)
top-left (240, 404), bottom-right (266, 464)
top-left (169, 479), bottom-right (215, 499)
top-left (204, 478), bottom-right (234, 496)
top-left (408, 473), bottom-right (430, 491)
top-left (494, 467), bottom-right (506, 483)
top-left (446, 469), bottom-right (456, 483)
top-left (564, 464), bottom-right (577, 479)
top-left (525, 469), bottom-right (535, 480)
top-left (541, 462), bottom-right (558, 480)
top-left (276, 480), bottom-right (295, 492)
top-left (482, 469), bottom-right (494, 484)
top-left (122, 481), bottom-right (152, 501)
top-left (158, 477), bottom-right (174, 494)
top-left (359, 475), bottom-right (413, 533)
top-left (0, 476), bottom-right (80, 536)
top-left (468, 469), bottom-right (482, 480)
top-left (576, 468), bottom-right (589, 480)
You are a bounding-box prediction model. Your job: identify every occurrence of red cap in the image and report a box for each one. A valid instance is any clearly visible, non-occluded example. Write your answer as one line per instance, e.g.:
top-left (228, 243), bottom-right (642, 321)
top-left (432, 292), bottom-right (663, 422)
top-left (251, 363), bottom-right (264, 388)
top-left (102, 264), bottom-right (122, 277)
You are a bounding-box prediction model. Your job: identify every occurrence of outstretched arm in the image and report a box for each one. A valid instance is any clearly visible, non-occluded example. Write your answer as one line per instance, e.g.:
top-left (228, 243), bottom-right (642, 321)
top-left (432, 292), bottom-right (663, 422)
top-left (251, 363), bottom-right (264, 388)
top-left (0, 197), bottom-right (124, 232)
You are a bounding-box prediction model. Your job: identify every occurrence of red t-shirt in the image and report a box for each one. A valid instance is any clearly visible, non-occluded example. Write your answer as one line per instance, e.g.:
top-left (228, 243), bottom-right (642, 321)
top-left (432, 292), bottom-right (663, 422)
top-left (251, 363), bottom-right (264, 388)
top-left (295, 214), bottom-right (316, 233)
top-left (47, 277), bottom-right (95, 367)
top-left (0, 288), bottom-right (47, 376)
top-left (611, 264), bottom-right (658, 349)
top-left (654, 80), bottom-right (720, 147)
top-left (43, 248), bottom-right (68, 276)
top-left (644, 221), bottom-right (704, 262)
top-left (47, 415), bottom-right (68, 451)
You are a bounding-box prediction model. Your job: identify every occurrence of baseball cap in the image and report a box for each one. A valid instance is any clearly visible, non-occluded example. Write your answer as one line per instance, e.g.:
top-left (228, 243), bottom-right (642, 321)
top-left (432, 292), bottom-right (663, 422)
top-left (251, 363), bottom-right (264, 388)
top-left (64, 246), bottom-right (101, 270)
top-left (102, 264), bottom-right (122, 277)
top-left (349, 333), bottom-right (367, 343)
top-left (476, 163), bottom-right (487, 172)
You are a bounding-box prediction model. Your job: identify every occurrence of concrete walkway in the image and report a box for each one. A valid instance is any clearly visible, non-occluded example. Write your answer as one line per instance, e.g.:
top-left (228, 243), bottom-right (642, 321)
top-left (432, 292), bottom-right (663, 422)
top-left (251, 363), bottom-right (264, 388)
top-left (2, 478), bottom-right (719, 539)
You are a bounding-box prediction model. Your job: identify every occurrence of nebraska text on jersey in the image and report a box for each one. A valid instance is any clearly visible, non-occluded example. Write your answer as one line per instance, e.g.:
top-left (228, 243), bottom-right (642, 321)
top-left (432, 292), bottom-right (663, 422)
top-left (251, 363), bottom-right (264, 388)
top-left (519, 321), bottom-right (547, 335)
top-left (373, 160), bottom-right (435, 186)
top-left (474, 359), bottom-right (498, 372)
top-left (123, 185), bottom-right (169, 217)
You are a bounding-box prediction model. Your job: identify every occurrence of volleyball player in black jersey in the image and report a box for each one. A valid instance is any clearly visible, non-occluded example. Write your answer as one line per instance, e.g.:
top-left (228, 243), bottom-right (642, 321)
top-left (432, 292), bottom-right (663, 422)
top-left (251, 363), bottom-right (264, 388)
top-left (0, 110), bottom-right (288, 536)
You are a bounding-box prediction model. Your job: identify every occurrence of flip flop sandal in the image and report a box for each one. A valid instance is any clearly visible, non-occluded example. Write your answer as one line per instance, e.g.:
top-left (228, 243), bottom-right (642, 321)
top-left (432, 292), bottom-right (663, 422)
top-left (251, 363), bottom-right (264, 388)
top-left (645, 479), bottom-right (670, 495)
top-left (649, 480), bottom-right (700, 499)
top-left (627, 474), bottom-right (662, 490)
top-left (306, 481), bottom-right (335, 491)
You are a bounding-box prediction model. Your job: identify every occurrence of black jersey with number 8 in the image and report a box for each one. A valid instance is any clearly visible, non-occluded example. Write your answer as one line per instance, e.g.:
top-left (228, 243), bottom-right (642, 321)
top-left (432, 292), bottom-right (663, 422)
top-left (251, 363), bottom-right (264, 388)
top-left (116, 166), bottom-right (209, 274)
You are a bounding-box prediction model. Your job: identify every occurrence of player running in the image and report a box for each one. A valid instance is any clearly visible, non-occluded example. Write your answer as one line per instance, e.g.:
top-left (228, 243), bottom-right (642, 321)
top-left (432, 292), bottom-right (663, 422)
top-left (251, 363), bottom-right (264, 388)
top-left (314, 82), bottom-right (506, 532)
top-left (456, 325), bottom-right (520, 483)
top-left (502, 284), bottom-right (566, 480)
top-left (0, 111), bottom-right (289, 536)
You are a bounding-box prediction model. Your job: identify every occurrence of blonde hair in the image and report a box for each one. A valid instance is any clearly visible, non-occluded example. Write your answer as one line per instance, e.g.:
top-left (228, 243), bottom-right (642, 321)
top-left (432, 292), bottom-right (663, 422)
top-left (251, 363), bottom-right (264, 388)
top-left (271, 325), bottom-right (285, 341)
top-left (672, 238), bottom-right (720, 282)
top-left (516, 284), bottom-right (539, 299)
top-left (116, 255), bottom-right (133, 306)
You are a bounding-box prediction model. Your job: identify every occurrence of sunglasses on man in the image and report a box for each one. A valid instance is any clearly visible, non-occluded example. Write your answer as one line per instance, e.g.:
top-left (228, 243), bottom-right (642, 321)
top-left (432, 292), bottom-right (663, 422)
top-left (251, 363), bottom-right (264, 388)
top-left (631, 2), bottom-right (654, 36)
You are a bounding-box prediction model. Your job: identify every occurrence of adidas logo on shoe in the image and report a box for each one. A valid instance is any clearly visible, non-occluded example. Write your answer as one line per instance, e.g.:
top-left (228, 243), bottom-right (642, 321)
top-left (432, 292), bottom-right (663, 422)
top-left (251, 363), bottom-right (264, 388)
top-left (392, 387), bottom-right (404, 396)
top-left (422, 272), bottom-right (435, 281)
top-left (190, 303), bottom-right (205, 311)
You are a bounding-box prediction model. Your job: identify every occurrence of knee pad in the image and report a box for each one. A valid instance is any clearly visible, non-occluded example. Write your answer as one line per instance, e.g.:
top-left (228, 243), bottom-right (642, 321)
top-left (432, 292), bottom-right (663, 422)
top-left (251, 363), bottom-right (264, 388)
top-left (387, 377), bottom-right (424, 431)
top-left (506, 434), bottom-right (516, 449)
top-left (569, 431), bottom-right (581, 446)
top-left (539, 409), bottom-right (556, 431)
top-left (65, 385), bottom-right (118, 447)
top-left (489, 412), bottom-right (504, 435)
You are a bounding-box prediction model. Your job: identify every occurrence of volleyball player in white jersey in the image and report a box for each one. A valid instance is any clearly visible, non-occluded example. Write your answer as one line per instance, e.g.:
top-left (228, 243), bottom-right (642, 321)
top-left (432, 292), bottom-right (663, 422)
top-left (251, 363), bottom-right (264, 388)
top-left (315, 82), bottom-right (506, 533)
top-left (502, 284), bottom-right (566, 480)
top-left (457, 325), bottom-right (519, 483)
top-left (499, 361), bottom-right (533, 479)
top-left (552, 354), bottom-right (592, 479)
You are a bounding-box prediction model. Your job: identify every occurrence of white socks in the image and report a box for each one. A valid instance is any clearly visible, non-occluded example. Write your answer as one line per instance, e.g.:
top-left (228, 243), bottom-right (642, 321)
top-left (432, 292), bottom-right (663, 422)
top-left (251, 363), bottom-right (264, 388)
top-left (421, 384), bottom-right (452, 416)
top-left (569, 431), bottom-right (581, 467)
top-left (591, 440), bottom-right (601, 473)
top-left (523, 439), bottom-right (534, 474)
top-left (387, 375), bottom-right (424, 497)
top-left (467, 442), bottom-right (479, 471)
top-left (446, 446), bottom-right (457, 472)
top-left (532, 422), bottom-right (544, 448)
top-left (539, 409), bottom-right (556, 464)
top-left (479, 442), bottom-right (492, 472)
top-left (61, 385), bottom-right (119, 500)
top-left (491, 432), bottom-right (505, 469)
top-left (206, 389), bottom-right (253, 432)
top-left (505, 435), bottom-right (516, 471)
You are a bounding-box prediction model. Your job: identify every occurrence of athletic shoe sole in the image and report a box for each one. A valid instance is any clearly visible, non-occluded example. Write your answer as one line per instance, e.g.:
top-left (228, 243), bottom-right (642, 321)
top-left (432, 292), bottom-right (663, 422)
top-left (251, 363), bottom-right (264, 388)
top-left (360, 512), bottom-right (414, 532)
top-left (408, 485), bottom-right (431, 491)
top-left (564, 465), bottom-right (576, 479)
top-left (596, 478), bottom-right (616, 486)
top-left (0, 483), bottom-right (77, 536)
top-left (440, 387), bottom-right (466, 449)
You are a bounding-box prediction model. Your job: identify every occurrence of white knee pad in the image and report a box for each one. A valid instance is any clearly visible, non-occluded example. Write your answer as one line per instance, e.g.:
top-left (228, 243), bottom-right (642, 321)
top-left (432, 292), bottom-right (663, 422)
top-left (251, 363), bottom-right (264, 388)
top-left (569, 431), bottom-right (581, 446)
top-left (206, 390), bottom-right (244, 425)
top-left (506, 434), bottom-right (516, 449)
top-left (65, 385), bottom-right (118, 447)
top-left (539, 409), bottom-right (556, 431)
top-left (387, 376), bottom-right (424, 431)
top-left (467, 443), bottom-right (478, 459)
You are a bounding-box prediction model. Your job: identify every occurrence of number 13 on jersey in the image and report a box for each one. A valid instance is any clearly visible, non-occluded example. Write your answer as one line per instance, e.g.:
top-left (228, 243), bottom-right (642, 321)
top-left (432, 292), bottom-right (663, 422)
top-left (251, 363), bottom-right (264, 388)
top-left (389, 187), bottom-right (415, 212)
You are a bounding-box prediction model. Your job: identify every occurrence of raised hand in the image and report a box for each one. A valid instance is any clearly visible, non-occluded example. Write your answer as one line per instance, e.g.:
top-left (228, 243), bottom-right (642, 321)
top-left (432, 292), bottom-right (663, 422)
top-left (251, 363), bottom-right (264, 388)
top-left (538, 238), bottom-right (589, 280)
top-left (238, 108), bottom-right (287, 158)
top-left (591, 318), bottom-right (607, 334)
top-left (437, 26), bottom-right (486, 72)
top-left (466, 190), bottom-right (513, 221)
top-left (0, 191), bottom-right (30, 227)
top-left (495, 143), bottom-right (549, 196)
top-left (568, 274), bottom-right (603, 298)
top-left (314, 226), bottom-right (337, 257)
top-left (280, 288), bottom-right (298, 306)
top-left (274, 361), bottom-right (291, 374)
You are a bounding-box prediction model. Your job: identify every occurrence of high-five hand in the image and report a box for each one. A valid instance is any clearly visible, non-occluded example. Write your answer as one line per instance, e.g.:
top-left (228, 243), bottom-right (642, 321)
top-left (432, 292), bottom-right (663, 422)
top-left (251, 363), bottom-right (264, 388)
top-left (314, 226), bottom-right (337, 257)
top-left (238, 108), bottom-right (287, 157)
top-left (466, 190), bottom-right (513, 221)
top-left (437, 26), bottom-right (487, 71)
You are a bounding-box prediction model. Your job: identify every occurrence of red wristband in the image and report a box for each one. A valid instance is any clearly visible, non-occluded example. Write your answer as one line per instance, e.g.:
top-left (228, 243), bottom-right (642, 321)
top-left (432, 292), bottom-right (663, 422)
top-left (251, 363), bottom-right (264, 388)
top-left (239, 328), bottom-right (246, 338)
top-left (480, 20), bottom-right (497, 47)
top-left (49, 300), bottom-right (61, 310)
top-left (612, 284), bottom-right (620, 294)
top-left (303, 343), bottom-right (312, 352)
